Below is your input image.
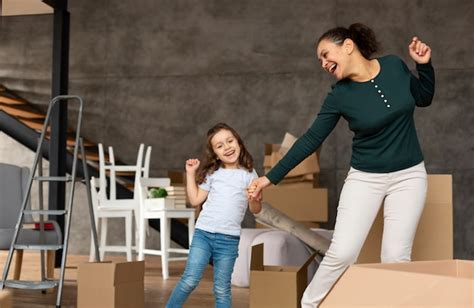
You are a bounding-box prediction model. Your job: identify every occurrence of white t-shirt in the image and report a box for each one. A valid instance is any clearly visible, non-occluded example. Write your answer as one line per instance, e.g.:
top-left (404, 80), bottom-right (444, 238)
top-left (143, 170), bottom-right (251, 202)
top-left (196, 167), bottom-right (258, 236)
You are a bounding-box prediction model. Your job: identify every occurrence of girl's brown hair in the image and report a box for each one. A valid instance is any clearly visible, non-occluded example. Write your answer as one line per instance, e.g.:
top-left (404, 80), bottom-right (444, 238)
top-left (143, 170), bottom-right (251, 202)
top-left (196, 123), bottom-right (254, 184)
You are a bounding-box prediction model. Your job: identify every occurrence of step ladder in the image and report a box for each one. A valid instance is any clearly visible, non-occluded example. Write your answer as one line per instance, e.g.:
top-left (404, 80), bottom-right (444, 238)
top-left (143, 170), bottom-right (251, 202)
top-left (0, 95), bottom-right (101, 307)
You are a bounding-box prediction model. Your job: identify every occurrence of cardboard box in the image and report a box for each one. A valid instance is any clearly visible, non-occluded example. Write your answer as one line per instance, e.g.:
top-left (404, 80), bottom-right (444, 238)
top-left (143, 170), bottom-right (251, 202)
top-left (250, 243), bottom-right (317, 308)
top-left (263, 187), bottom-right (328, 222)
top-left (0, 290), bottom-right (12, 308)
top-left (357, 174), bottom-right (453, 263)
top-left (321, 260), bottom-right (474, 307)
top-left (77, 261), bottom-right (145, 308)
top-left (264, 144), bottom-right (320, 178)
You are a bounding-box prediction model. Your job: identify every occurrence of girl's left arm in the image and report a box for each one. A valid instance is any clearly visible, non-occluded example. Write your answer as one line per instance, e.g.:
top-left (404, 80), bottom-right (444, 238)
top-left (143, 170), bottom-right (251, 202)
top-left (248, 199), bottom-right (262, 214)
top-left (408, 36), bottom-right (435, 107)
top-left (248, 170), bottom-right (262, 214)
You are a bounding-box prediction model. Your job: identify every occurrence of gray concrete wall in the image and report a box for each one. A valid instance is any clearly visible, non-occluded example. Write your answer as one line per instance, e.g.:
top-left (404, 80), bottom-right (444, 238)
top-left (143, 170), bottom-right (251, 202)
top-left (0, 0), bottom-right (472, 259)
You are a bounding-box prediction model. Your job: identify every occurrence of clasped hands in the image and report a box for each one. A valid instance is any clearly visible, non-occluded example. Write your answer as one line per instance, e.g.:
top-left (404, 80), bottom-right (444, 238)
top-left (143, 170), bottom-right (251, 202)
top-left (246, 176), bottom-right (271, 202)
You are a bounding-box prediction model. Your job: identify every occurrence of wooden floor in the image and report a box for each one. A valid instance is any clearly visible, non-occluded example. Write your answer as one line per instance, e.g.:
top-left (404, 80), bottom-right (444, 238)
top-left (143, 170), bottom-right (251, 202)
top-left (0, 251), bottom-right (250, 307)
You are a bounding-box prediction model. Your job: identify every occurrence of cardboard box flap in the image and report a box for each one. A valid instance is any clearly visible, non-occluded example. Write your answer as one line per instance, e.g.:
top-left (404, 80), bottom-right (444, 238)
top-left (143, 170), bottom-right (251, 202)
top-left (279, 132), bottom-right (298, 156)
top-left (251, 244), bottom-right (317, 273)
top-left (297, 252), bottom-right (318, 274)
top-left (250, 244), bottom-right (264, 271)
top-left (263, 155), bottom-right (272, 168)
top-left (114, 261), bottom-right (145, 285)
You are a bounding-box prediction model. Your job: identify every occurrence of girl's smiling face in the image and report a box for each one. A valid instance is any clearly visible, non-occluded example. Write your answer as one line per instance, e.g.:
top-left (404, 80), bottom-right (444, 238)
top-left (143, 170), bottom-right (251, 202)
top-left (210, 129), bottom-right (241, 168)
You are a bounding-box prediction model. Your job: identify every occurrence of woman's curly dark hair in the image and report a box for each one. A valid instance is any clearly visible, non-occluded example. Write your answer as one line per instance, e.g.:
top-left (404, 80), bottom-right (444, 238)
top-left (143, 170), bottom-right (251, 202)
top-left (196, 123), bottom-right (254, 184)
top-left (317, 23), bottom-right (380, 59)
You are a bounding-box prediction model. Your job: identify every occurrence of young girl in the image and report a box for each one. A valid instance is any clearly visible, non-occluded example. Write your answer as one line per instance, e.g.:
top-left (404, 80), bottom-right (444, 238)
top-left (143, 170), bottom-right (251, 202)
top-left (166, 122), bottom-right (261, 308)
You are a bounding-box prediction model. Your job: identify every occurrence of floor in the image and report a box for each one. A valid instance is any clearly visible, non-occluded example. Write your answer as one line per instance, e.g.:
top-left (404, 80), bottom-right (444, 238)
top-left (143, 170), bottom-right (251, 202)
top-left (0, 251), bottom-right (250, 307)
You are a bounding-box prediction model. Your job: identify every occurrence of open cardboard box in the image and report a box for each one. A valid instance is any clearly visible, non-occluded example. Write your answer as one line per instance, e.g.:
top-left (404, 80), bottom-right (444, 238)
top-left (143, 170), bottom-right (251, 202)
top-left (77, 261), bottom-right (145, 308)
top-left (250, 243), bottom-right (317, 308)
top-left (321, 259), bottom-right (474, 307)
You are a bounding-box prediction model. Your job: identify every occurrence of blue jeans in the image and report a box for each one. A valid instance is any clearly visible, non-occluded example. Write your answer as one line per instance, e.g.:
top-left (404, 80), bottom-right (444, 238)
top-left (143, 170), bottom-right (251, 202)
top-left (166, 228), bottom-right (240, 308)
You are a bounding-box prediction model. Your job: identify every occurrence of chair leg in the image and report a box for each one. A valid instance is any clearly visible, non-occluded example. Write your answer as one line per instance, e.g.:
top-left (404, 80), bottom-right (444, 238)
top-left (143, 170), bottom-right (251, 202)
top-left (100, 218), bottom-right (108, 261)
top-left (160, 216), bottom-right (169, 279)
top-left (138, 215), bottom-right (146, 261)
top-left (41, 250), bottom-right (57, 294)
top-left (125, 213), bottom-right (132, 261)
top-left (13, 250), bottom-right (23, 280)
top-left (46, 251), bottom-right (55, 279)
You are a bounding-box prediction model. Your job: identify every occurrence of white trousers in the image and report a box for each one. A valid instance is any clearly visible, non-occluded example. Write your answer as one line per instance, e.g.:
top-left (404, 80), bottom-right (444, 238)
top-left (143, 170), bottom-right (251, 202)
top-left (301, 162), bottom-right (427, 307)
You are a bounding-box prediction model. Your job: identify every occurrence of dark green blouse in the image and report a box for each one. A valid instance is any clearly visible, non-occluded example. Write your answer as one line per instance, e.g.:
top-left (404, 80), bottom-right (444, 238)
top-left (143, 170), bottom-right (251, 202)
top-left (267, 55), bottom-right (435, 184)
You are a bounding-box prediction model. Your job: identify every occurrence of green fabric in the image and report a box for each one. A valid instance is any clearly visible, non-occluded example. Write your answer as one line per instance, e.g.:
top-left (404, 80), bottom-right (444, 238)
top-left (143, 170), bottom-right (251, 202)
top-left (267, 55), bottom-right (435, 184)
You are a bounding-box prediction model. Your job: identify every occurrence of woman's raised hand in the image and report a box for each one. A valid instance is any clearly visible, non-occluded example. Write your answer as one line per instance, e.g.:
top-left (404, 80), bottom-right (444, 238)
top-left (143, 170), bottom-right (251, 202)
top-left (247, 176), bottom-right (271, 201)
top-left (185, 158), bottom-right (200, 173)
top-left (408, 36), bottom-right (431, 64)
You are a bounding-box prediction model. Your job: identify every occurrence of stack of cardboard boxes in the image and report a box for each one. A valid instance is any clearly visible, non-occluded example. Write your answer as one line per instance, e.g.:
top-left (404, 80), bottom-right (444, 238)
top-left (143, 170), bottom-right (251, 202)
top-left (168, 170), bottom-right (202, 219)
top-left (164, 186), bottom-right (187, 209)
top-left (263, 133), bottom-right (321, 187)
top-left (261, 133), bottom-right (328, 227)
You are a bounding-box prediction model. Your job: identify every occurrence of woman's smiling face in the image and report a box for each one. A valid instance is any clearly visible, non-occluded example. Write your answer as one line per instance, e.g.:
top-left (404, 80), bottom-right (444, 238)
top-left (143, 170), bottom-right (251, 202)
top-left (317, 38), bottom-right (350, 80)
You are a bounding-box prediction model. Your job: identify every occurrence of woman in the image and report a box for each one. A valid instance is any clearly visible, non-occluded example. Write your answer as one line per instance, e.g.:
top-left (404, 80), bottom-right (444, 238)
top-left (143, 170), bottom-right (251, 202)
top-left (248, 23), bottom-right (434, 307)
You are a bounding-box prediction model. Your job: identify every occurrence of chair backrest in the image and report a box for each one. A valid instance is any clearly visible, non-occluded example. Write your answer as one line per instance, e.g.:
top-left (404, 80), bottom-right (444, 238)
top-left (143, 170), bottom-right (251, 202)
top-left (97, 143), bottom-right (152, 201)
top-left (139, 178), bottom-right (171, 192)
top-left (97, 143), bottom-right (108, 202)
top-left (138, 177), bottom-right (171, 208)
top-left (131, 144), bottom-right (145, 199)
top-left (0, 163), bottom-right (31, 229)
top-left (142, 146), bottom-right (152, 179)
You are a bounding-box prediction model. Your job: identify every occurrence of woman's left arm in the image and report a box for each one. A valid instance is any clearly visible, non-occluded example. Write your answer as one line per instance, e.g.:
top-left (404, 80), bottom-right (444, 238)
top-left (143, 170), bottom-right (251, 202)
top-left (408, 36), bottom-right (435, 107)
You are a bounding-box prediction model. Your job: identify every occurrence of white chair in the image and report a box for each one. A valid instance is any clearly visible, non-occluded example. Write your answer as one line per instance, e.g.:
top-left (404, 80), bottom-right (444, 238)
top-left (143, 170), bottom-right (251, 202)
top-left (89, 177), bottom-right (133, 261)
top-left (101, 143), bottom-right (151, 202)
top-left (137, 177), bottom-right (195, 279)
top-left (88, 143), bottom-right (151, 261)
